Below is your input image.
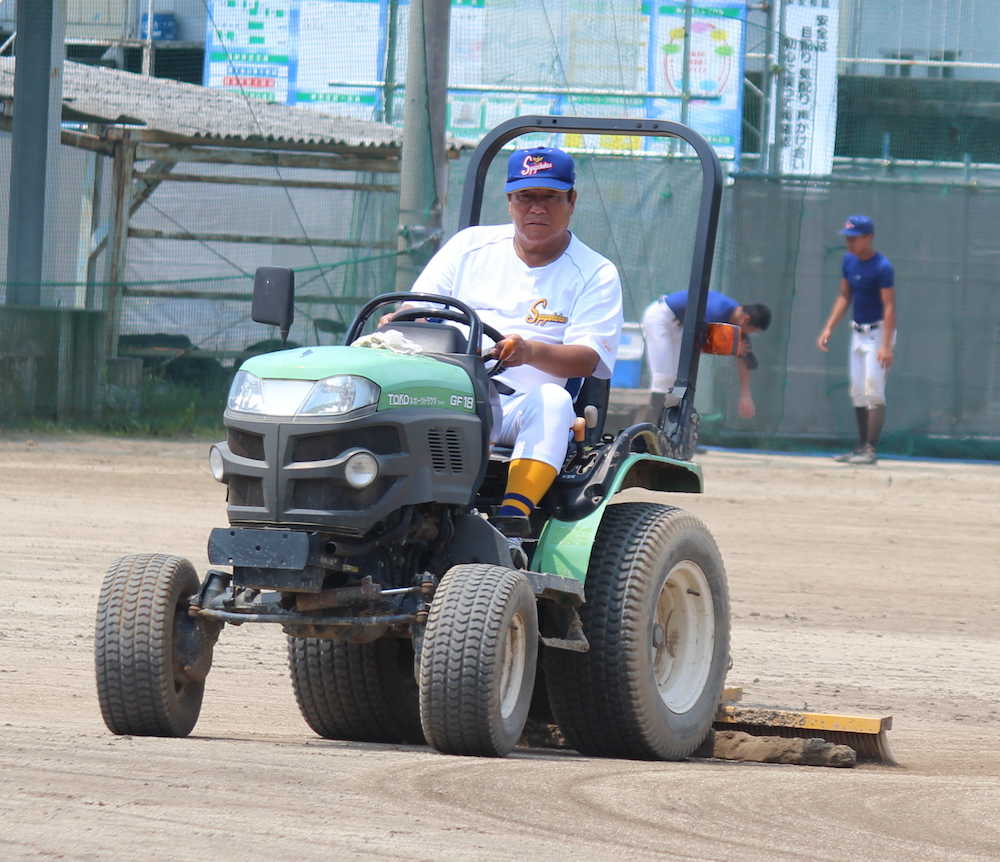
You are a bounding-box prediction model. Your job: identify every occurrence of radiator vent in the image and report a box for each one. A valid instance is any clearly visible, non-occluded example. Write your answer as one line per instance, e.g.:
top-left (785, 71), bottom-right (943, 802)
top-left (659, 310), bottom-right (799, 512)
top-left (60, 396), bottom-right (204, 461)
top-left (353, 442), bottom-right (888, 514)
top-left (427, 428), bottom-right (464, 473)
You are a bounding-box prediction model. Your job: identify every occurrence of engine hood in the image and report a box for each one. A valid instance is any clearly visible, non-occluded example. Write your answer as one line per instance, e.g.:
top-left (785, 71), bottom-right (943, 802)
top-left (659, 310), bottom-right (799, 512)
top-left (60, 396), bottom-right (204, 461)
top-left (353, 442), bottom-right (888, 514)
top-left (239, 345), bottom-right (476, 414)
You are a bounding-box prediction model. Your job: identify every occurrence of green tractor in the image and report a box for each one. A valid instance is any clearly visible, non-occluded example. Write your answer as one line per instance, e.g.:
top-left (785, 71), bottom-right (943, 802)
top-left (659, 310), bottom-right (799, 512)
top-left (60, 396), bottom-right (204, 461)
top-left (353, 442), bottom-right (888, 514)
top-left (95, 117), bottom-right (735, 759)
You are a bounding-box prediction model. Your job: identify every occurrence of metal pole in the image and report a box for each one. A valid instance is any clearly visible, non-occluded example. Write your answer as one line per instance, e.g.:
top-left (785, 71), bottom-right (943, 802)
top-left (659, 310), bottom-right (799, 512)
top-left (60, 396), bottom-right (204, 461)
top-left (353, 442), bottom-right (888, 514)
top-left (395, 0), bottom-right (450, 290)
top-left (141, 0), bottom-right (155, 76)
top-left (759, 0), bottom-right (776, 172)
top-left (772, 0), bottom-right (787, 175)
top-left (680, 0), bottom-right (692, 129)
top-left (5, 0), bottom-right (66, 306)
top-left (382, 0), bottom-right (399, 123)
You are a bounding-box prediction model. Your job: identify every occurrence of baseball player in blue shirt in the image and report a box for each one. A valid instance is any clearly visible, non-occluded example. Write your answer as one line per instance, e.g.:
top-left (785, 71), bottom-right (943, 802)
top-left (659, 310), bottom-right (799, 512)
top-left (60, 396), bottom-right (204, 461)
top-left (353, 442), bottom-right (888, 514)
top-left (817, 215), bottom-right (897, 465)
top-left (641, 289), bottom-right (771, 423)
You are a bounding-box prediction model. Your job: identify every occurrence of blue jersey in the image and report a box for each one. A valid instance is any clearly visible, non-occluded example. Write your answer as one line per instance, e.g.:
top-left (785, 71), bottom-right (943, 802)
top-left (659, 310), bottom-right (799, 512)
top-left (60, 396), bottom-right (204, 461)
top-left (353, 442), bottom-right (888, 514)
top-left (663, 289), bottom-right (738, 324)
top-left (842, 252), bottom-right (894, 325)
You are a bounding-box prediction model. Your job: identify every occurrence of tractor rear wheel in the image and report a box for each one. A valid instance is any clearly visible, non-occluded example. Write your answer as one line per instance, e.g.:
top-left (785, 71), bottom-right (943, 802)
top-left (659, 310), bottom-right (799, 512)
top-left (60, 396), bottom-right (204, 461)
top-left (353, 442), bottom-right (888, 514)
top-left (95, 554), bottom-right (214, 737)
top-left (544, 503), bottom-right (729, 760)
top-left (419, 564), bottom-right (537, 756)
top-left (287, 637), bottom-right (424, 744)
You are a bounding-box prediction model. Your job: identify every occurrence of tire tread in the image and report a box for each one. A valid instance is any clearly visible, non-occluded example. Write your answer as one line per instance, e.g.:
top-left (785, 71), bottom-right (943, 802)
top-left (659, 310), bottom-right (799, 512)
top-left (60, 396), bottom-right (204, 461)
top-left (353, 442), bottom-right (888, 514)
top-left (94, 553), bottom-right (202, 737)
top-left (287, 637), bottom-right (423, 744)
top-left (545, 503), bottom-right (730, 760)
top-left (419, 564), bottom-right (537, 756)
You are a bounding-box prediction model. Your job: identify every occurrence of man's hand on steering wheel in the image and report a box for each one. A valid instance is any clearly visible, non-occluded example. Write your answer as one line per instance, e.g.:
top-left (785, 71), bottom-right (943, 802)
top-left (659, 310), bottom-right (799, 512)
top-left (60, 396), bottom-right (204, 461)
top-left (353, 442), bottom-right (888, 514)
top-left (489, 334), bottom-right (534, 368)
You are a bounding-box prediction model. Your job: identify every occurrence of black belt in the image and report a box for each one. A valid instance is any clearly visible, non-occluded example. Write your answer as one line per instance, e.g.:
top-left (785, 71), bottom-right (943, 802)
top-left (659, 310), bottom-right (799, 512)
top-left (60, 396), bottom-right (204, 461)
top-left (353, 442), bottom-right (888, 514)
top-left (853, 321), bottom-right (880, 333)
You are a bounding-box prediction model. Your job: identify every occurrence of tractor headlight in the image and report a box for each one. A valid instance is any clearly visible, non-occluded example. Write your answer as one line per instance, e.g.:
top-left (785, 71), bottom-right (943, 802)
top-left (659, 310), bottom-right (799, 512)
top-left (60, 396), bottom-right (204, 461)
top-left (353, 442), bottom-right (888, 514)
top-left (297, 375), bottom-right (380, 416)
top-left (344, 450), bottom-right (380, 489)
top-left (226, 372), bottom-right (378, 417)
top-left (208, 444), bottom-right (225, 482)
top-left (227, 370), bottom-right (264, 413)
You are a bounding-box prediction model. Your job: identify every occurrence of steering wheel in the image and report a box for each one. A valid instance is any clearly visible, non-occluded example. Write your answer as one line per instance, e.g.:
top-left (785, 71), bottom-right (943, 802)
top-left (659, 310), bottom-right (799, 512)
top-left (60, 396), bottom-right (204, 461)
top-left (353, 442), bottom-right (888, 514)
top-left (387, 308), bottom-right (509, 377)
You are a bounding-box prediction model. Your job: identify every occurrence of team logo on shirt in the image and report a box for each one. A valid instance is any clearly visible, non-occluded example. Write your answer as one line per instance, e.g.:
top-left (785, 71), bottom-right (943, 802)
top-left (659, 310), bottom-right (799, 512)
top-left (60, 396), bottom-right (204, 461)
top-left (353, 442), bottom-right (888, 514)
top-left (526, 298), bottom-right (568, 326)
top-left (521, 155), bottom-right (554, 177)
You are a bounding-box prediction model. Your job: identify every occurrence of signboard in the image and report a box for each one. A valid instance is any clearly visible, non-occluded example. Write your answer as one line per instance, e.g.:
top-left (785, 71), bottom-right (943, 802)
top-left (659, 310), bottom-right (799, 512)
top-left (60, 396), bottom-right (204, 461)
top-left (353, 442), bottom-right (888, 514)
top-left (768, 0), bottom-right (840, 175)
top-left (203, 0), bottom-right (748, 159)
top-left (644, 2), bottom-right (747, 160)
top-left (203, 0), bottom-right (294, 103)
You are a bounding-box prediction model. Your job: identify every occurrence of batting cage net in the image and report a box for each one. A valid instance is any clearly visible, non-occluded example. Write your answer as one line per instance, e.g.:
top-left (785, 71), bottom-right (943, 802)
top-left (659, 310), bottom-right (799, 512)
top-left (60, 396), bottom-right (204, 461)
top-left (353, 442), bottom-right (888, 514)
top-left (1, 0), bottom-right (998, 457)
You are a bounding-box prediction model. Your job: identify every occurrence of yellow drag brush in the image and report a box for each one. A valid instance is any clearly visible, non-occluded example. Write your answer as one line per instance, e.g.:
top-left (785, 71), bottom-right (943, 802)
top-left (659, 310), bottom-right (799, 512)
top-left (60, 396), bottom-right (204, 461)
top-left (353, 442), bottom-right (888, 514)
top-left (713, 689), bottom-right (897, 765)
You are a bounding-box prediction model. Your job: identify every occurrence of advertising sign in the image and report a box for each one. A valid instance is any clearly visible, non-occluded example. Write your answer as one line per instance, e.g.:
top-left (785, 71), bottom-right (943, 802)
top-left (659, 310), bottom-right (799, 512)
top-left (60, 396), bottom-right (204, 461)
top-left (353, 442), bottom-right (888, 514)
top-left (204, 0), bottom-right (294, 103)
top-left (204, 0), bottom-right (749, 160)
top-left (644, 2), bottom-right (747, 160)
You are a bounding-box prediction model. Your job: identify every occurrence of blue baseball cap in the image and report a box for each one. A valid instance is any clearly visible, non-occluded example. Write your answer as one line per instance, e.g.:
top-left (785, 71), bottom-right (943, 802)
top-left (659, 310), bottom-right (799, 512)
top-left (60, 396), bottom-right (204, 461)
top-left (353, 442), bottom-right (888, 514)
top-left (840, 215), bottom-right (874, 236)
top-left (504, 147), bottom-right (575, 193)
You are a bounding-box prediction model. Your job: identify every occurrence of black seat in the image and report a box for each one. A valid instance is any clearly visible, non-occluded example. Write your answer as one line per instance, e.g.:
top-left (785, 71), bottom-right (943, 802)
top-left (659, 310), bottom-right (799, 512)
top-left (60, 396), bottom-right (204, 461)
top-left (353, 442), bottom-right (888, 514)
top-left (567, 376), bottom-right (610, 445)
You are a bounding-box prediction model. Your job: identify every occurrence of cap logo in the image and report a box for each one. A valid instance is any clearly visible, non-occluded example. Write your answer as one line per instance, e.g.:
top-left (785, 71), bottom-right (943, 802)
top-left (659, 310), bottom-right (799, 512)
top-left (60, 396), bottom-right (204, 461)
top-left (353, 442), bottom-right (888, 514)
top-left (521, 155), bottom-right (554, 177)
top-left (844, 220), bottom-right (855, 229)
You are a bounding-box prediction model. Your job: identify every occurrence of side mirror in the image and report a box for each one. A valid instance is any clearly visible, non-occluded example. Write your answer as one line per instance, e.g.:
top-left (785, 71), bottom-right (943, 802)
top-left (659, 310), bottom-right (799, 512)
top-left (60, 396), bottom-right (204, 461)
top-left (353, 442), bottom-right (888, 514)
top-left (701, 322), bottom-right (740, 356)
top-left (252, 267), bottom-right (295, 342)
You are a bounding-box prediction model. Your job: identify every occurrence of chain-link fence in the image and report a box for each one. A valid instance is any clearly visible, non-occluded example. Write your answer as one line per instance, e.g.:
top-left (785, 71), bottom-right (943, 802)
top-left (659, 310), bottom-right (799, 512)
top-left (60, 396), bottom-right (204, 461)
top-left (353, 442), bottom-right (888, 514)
top-left (1, 0), bottom-right (998, 454)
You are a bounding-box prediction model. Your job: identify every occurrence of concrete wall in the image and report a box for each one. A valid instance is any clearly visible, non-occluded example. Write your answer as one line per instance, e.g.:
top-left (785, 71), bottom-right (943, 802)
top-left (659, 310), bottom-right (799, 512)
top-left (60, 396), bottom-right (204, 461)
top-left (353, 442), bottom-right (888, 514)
top-left (0, 307), bottom-right (105, 420)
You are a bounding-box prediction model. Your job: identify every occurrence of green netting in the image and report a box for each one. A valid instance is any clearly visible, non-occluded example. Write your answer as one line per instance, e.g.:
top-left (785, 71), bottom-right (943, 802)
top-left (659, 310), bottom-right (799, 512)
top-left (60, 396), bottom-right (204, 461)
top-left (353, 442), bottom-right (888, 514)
top-left (1, 0), bottom-right (998, 453)
top-left (709, 173), bottom-right (1000, 458)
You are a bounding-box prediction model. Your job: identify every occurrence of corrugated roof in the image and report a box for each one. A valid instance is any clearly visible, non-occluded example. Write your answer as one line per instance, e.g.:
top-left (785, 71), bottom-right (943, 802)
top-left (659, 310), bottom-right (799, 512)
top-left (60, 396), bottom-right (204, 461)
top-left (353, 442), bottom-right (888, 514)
top-left (0, 58), bottom-right (406, 149)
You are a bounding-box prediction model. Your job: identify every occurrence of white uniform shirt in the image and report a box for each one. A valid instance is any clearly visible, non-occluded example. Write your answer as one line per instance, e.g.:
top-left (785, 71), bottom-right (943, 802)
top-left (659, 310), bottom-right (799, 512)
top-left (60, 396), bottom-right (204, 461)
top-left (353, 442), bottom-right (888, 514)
top-left (410, 224), bottom-right (623, 393)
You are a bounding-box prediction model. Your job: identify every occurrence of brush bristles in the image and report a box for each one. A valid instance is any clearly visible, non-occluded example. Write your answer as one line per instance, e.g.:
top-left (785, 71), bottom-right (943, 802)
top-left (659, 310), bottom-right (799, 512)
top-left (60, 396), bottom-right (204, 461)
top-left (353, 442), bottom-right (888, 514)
top-left (716, 721), bottom-right (898, 766)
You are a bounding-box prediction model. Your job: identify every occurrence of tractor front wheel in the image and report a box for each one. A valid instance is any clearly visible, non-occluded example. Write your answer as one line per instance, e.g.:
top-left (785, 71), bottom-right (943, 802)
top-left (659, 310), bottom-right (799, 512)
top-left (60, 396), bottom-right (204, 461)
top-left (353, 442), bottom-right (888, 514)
top-left (419, 564), bottom-right (538, 756)
top-left (95, 554), bottom-right (216, 737)
top-left (287, 637), bottom-right (424, 744)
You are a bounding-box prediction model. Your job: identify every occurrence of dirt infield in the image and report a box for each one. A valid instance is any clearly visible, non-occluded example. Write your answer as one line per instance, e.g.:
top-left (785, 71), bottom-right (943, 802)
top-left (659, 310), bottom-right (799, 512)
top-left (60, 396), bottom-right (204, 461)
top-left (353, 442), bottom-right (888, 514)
top-left (1, 435), bottom-right (998, 861)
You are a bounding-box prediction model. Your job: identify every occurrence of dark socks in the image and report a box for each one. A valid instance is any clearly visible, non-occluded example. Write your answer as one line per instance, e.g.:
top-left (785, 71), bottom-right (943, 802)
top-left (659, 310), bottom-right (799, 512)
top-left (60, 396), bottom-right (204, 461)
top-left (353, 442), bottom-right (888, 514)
top-left (867, 404), bottom-right (885, 449)
top-left (854, 407), bottom-right (869, 450)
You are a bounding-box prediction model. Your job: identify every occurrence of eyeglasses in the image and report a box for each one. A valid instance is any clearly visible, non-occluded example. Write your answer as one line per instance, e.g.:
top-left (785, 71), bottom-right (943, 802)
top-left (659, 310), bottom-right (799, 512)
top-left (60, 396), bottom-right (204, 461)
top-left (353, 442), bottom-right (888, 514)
top-left (509, 190), bottom-right (572, 207)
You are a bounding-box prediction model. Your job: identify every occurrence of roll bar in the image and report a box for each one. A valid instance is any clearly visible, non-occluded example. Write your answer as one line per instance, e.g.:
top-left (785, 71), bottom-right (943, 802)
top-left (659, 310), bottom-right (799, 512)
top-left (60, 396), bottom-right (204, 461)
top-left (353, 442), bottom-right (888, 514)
top-left (457, 115), bottom-right (723, 441)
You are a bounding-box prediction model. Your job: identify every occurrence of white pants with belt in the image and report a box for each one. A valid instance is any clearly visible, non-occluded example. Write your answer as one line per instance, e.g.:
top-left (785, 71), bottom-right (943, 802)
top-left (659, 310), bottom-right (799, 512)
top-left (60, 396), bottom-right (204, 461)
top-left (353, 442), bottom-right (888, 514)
top-left (641, 300), bottom-right (683, 394)
top-left (849, 322), bottom-right (895, 408)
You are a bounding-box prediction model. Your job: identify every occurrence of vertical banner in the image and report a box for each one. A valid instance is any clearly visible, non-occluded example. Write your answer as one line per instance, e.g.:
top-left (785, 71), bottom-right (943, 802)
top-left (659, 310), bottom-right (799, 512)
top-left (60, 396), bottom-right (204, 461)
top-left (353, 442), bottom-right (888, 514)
top-left (644, 2), bottom-right (747, 160)
top-left (203, 0), bottom-right (294, 103)
top-left (769, 0), bottom-right (840, 175)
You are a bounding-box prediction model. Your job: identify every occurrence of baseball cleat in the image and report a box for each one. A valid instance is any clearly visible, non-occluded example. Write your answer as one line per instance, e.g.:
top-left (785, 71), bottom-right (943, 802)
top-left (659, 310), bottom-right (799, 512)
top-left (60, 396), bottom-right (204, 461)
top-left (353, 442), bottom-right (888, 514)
top-left (847, 447), bottom-right (878, 465)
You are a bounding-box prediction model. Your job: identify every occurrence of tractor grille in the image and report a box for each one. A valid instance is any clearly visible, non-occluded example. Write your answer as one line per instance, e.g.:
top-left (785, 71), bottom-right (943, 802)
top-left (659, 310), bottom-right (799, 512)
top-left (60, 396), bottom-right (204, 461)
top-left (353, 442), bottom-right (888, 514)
top-left (291, 477), bottom-right (390, 511)
top-left (229, 475), bottom-right (264, 507)
top-left (292, 426), bottom-right (400, 462)
top-left (222, 412), bottom-right (481, 532)
top-left (427, 427), bottom-right (464, 474)
top-left (227, 427), bottom-right (265, 461)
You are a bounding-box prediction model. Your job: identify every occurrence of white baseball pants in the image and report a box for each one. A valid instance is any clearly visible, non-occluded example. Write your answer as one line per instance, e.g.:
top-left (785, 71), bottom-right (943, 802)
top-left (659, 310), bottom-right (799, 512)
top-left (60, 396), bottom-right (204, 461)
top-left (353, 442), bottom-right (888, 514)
top-left (849, 324), bottom-right (895, 408)
top-left (495, 383), bottom-right (576, 469)
top-left (641, 300), bottom-right (683, 394)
